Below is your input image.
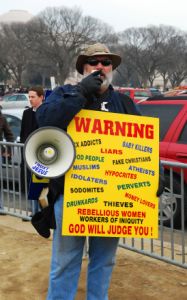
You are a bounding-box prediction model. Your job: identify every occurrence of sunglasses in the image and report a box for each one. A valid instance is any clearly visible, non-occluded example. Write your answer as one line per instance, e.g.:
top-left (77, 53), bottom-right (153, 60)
top-left (86, 58), bottom-right (112, 67)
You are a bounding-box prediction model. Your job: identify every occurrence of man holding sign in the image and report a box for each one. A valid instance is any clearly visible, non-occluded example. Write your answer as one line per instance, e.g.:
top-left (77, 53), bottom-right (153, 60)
top-left (36, 43), bottom-right (164, 300)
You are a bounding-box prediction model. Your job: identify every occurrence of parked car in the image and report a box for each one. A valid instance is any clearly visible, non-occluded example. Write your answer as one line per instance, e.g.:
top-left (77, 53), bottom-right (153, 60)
top-left (137, 95), bottom-right (187, 104)
top-left (138, 98), bottom-right (187, 228)
top-left (0, 93), bottom-right (30, 109)
top-left (149, 88), bottom-right (163, 97)
top-left (115, 87), bottom-right (152, 102)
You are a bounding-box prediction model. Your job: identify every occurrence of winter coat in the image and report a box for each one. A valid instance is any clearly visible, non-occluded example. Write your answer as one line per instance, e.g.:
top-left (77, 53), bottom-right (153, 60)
top-left (0, 112), bottom-right (14, 142)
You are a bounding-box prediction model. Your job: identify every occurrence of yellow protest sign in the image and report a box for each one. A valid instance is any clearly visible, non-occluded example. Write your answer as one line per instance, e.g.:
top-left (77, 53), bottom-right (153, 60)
top-left (63, 109), bottom-right (159, 238)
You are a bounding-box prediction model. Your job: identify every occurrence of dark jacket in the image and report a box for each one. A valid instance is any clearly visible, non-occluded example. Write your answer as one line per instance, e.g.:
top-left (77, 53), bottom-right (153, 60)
top-left (20, 107), bottom-right (39, 192)
top-left (36, 84), bottom-right (140, 130)
top-left (20, 108), bottom-right (38, 143)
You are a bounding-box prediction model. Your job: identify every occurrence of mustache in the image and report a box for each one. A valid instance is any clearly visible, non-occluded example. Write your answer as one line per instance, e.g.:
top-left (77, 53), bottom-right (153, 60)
top-left (99, 70), bottom-right (105, 77)
top-left (91, 70), bottom-right (105, 77)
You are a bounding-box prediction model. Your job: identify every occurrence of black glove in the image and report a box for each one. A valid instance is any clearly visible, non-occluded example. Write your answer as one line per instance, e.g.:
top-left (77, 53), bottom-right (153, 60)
top-left (157, 173), bottom-right (165, 197)
top-left (31, 205), bottom-right (56, 238)
top-left (79, 70), bottom-right (103, 102)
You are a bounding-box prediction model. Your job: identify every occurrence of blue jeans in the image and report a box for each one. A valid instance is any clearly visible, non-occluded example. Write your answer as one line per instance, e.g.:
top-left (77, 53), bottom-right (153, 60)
top-left (47, 195), bottom-right (119, 300)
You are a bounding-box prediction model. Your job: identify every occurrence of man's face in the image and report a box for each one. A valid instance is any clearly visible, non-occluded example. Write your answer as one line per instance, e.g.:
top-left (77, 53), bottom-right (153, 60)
top-left (83, 55), bottom-right (113, 90)
top-left (28, 91), bottom-right (43, 109)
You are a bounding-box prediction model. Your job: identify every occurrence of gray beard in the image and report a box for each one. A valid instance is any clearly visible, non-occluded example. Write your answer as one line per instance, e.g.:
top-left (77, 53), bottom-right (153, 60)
top-left (83, 71), bottom-right (113, 89)
top-left (102, 72), bottom-right (113, 88)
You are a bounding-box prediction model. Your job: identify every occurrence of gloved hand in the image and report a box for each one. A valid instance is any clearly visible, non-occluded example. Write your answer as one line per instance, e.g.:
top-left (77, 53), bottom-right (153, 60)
top-left (31, 205), bottom-right (56, 238)
top-left (157, 173), bottom-right (165, 197)
top-left (79, 70), bottom-right (103, 101)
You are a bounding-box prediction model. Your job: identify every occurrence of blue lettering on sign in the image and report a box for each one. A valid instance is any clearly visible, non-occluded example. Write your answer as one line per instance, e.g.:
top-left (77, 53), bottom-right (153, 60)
top-left (31, 161), bottom-right (49, 176)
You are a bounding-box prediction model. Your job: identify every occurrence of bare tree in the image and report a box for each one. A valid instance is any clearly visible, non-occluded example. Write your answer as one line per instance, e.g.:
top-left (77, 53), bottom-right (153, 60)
top-left (2, 9), bottom-right (187, 90)
top-left (155, 27), bottom-right (186, 90)
top-left (26, 6), bottom-right (118, 85)
top-left (166, 35), bottom-right (187, 87)
top-left (118, 25), bottom-right (187, 88)
top-left (0, 23), bottom-right (29, 87)
top-left (119, 26), bottom-right (161, 87)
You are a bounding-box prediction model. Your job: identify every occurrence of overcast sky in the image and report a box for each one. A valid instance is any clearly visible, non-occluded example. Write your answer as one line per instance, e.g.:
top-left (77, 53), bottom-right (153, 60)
top-left (1, 0), bottom-right (187, 32)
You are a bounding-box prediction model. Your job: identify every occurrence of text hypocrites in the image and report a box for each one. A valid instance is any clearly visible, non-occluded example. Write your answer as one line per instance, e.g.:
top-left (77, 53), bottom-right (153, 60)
top-left (63, 110), bottom-right (159, 238)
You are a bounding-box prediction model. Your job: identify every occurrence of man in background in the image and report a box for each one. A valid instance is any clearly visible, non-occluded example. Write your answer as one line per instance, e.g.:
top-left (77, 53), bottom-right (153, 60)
top-left (20, 86), bottom-right (44, 216)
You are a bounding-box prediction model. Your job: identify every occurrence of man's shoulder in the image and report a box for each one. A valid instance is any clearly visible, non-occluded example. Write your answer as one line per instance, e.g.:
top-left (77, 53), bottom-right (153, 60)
top-left (22, 107), bottom-right (33, 118)
top-left (112, 89), bottom-right (132, 101)
top-left (46, 84), bottom-right (76, 101)
top-left (24, 107), bottom-right (32, 113)
top-left (112, 89), bottom-right (141, 115)
top-left (112, 90), bottom-right (134, 105)
top-left (53, 84), bottom-right (75, 94)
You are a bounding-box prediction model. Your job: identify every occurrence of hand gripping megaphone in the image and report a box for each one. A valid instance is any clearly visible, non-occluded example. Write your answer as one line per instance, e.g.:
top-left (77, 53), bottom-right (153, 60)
top-left (23, 126), bottom-right (76, 178)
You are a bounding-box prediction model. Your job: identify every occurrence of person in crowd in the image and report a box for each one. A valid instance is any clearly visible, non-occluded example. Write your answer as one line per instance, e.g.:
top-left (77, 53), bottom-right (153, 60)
top-left (36, 43), bottom-right (165, 300)
top-left (20, 86), bottom-right (44, 217)
top-left (0, 107), bottom-right (14, 214)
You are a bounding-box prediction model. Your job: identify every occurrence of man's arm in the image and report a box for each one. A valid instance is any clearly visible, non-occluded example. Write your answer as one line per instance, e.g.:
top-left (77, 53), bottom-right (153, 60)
top-left (36, 73), bottom-right (103, 129)
top-left (36, 85), bottom-right (87, 129)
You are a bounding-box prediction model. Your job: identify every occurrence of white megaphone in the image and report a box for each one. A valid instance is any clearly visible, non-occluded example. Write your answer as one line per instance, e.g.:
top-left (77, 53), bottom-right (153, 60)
top-left (24, 127), bottom-right (76, 178)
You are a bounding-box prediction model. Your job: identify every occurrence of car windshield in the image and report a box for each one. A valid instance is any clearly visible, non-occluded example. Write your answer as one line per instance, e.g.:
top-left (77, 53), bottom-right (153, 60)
top-left (134, 91), bottom-right (150, 97)
top-left (138, 104), bottom-right (183, 140)
top-left (17, 95), bottom-right (27, 101)
top-left (4, 95), bottom-right (17, 102)
top-left (3, 94), bottom-right (28, 102)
